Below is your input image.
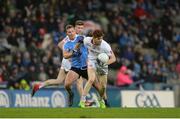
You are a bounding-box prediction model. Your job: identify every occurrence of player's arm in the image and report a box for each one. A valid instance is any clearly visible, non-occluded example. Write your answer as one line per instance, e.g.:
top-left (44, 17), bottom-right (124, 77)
top-left (58, 36), bottom-right (69, 50)
top-left (74, 35), bottom-right (85, 50)
top-left (58, 40), bottom-right (65, 50)
top-left (63, 42), bottom-right (78, 59)
top-left (107, 51), bottom-right (116, 65)
top-left (63, 50), bottom-right (73, 59)
top-left (106, 44), bottom-right (116, 65)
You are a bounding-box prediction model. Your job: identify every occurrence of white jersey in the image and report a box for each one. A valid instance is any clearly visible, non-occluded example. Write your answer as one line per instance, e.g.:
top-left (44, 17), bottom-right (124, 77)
top-left (84, 37), bottom-right (113, 60)
top-left (83, 37), bottom-right (113, 75)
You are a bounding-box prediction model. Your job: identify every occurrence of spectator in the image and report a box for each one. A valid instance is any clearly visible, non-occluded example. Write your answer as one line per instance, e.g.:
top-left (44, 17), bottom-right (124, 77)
top-left (19, 79), bottom-right (30, 91)
top-left (38, 64), bottom-right (48, 81)
top-left (26, 64), bottom-right (38, 82)
top-left (0, 68), bottom-right (4, 83)
top-left (176, 61), bottom-right (180, 79)
top-left (116, 65), bottom-right (133, 87)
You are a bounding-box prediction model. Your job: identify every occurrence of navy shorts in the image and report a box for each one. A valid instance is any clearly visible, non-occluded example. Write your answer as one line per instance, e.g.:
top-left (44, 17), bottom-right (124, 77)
top-left (70, 67), bottom-right (88, 79)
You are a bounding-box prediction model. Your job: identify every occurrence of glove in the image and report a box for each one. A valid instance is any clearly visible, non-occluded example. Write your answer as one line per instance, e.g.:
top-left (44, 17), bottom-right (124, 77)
top-left (76, 36), bottom-right (84, 43)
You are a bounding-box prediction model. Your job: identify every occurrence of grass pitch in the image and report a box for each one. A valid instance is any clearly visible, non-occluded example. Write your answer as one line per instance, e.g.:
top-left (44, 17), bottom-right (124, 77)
top-left (0, 108), bottom-right (180, 118)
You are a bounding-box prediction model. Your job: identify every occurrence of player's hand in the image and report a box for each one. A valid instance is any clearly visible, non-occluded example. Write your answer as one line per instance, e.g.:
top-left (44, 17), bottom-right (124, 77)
top-left (97, 58), bottom-right (107, 67)
top-left (76, 36), bottom-right (84, 44)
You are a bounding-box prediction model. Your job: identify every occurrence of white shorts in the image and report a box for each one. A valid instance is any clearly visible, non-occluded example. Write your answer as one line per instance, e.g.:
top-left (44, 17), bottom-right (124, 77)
top-left (87, 59), bottom-right (108, 75)
top-left (60, 58), bottom-right (71, 72)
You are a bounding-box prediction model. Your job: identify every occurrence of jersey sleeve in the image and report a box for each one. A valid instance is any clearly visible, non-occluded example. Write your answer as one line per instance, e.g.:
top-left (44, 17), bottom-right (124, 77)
top-left (105, 43), bottom-right (113, 57)
top-left (83, 37), bottom-right (92, 46)
top-left (63, 42), bottom-right (70, 52)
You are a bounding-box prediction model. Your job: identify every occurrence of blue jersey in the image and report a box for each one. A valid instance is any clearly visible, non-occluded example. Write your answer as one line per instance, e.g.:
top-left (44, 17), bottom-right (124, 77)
top-left (63, 35), bottom-right (87, 69)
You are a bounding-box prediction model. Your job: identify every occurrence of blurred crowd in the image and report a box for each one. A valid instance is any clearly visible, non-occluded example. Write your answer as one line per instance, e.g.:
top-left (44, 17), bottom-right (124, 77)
top-left (0, 0), bottom-right (180, 89)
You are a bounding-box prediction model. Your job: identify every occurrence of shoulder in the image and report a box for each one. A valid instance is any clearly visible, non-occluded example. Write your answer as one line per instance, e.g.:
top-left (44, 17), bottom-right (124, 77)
top-left (84, 37), bottom-right (92, 43)
top-left (76, 35), bottom-right (85, 41)
top-left (101, 40), bottom-right (112, 51)
top-left (102, 40), bottom-right (110, 47)
top-left (84, 37), bottom-right (92, 40)
top-left (62, 36), bottom-right (69, 42)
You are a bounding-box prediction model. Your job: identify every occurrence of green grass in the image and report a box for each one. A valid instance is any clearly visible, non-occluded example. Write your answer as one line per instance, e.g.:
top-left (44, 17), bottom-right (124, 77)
top-left (0, 108), bottom-right (180, 118)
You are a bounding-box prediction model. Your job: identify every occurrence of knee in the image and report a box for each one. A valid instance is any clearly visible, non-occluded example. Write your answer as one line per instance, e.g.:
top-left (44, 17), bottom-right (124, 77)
top-left (88, 78), bottom-right (95, 84)
top-left (77, 82), bottom-right (83, 89)
top-left (102, 84), bottom-right (106, 88)
top-left (76, 79), bottom-right (83, 85)
top-left (102, 85), bottom-right (106, 91)
top-left (56, 78), bottom-right (63, 84)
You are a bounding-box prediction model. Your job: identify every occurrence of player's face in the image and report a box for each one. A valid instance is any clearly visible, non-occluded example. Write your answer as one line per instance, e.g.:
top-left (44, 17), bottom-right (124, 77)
top-left (66, 28), bottom-right (76, 40)
top-left (75, 25), bottom-right (84, 35)
top-left (93, 36), bottom-right (103, 45)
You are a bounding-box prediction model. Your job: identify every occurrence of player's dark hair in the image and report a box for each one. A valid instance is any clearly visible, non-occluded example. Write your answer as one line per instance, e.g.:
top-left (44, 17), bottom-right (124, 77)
top-left (65, 24), bottom-right (74, 31)
top-left (92, 29), bottom-right (104, 38)
top-left (75, 20), bottom-right (84, 26)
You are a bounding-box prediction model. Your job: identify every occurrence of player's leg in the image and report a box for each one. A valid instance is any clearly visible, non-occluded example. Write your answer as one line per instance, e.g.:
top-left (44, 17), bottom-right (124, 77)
top-left (79, 68), bottom-right (96, 107)
top-left (92, 78), bottom-right (104, 98)
top-left (31, 68), bottom-right (66, 96)
top-left (64, 69), bottom-right (79, 107)
top-left (42, 58), bottom-right (70, 87)
top-left (96, 64), bottom-right (110, 107)
top-left (98, 74), bottom-right (107, 97)
top-left (76, 76), bottom-right (84, 97)
top-left (42, 68), bottom-right (66, 87)
top-left (98, 74), bottom-right (108, 108)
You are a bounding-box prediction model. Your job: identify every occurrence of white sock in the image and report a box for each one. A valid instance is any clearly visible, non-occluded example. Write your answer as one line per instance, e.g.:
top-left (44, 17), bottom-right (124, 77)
top-left (81, 95), bottom-right (86, 102)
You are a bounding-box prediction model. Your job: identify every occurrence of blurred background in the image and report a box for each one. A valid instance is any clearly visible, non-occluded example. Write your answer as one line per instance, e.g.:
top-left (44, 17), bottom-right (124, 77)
top-left (0, 0), bottom-right (180, 107)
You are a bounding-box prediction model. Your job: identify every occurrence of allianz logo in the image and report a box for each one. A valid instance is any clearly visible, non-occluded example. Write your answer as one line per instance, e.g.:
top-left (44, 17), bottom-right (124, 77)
top-left (15, 91), bottom-right (66, 107)
top-left (135, 92), bottom-right (161, 107)
top-left (0, 90), bottom-right (66, 107)
top-left (15, 94), bottom-right (50, 107)
top-left (0, 91), bottom-right (10, 107)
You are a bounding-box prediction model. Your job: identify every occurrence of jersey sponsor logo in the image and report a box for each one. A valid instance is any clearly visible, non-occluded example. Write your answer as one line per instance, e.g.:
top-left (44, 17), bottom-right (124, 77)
top-left (135, 92), bottom-right (161, 107)
top-left (0, 91), bottom-right (10, 107)
top-left (51, 91), bottom-right (66, 107)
